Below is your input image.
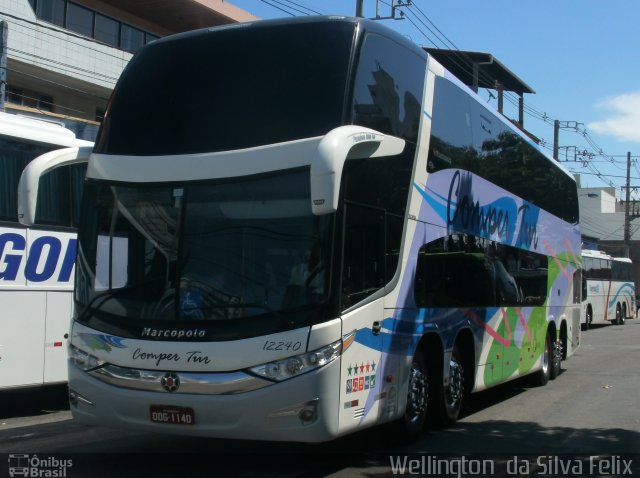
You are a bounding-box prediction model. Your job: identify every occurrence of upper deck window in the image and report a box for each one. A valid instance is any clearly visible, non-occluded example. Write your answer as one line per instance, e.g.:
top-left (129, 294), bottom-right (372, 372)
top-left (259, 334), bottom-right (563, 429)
top-left (95, 21), bottom-right (355, 156)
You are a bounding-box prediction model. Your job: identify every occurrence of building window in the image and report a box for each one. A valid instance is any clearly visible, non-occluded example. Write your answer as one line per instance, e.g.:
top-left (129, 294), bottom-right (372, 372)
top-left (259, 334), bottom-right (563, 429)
top-left (121, 24), bottom-right (145, 53)
top-left (145, 32), bottom-right (159, 45)
top-left (36, 0), bottom-right (65, 27)
top-left (6, 87), bottom-right (24, 105)
top-left (66, 2), bottom-right (94, 38)
top-left (30, 0), bottom-right (160, 53)
top-left (38, 94), bottom-right (54, 112)
top-left (95, 13), bottom-right (119, 48)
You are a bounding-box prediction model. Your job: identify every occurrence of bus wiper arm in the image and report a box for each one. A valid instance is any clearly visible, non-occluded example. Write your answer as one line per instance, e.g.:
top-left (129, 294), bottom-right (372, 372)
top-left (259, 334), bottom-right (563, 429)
top-left (77, 278), bottom-right (166, 321)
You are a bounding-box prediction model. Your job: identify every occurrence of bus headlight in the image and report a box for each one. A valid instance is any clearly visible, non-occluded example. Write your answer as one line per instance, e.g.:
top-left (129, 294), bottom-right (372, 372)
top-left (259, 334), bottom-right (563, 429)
top-left (250, 338), bottom-right (344, 382)
top-left (69, 344), bottom-right (105, 371)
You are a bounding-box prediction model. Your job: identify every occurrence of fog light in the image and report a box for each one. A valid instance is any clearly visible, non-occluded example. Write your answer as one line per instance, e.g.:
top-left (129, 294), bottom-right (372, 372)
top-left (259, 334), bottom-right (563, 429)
top-left (267, 398), bottom-right (319, 425)
top-left (299, 407), bottom-right (317, 424)
top-left (69, 389), bottom-right (94, 407)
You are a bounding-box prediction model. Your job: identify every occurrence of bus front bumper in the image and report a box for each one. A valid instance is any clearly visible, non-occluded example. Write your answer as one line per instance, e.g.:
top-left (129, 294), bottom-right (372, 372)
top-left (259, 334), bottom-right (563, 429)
top-left (68, 359), bottom-right (341, 443)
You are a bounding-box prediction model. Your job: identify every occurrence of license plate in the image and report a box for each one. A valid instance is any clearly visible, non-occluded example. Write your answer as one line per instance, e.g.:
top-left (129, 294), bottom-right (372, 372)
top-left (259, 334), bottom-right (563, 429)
top-left (150, 405), bottom-right (195, 425)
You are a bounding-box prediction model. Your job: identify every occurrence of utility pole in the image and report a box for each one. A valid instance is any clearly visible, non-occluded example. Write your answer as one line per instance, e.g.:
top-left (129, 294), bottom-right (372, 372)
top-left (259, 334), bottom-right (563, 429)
top-left (620, 152), bottom-right (640, 257)
top-left (552, 120), bottom-right (583, 161)
top-left (0, 21), bottom-right (7, 112)
top-left (356, 0), bottom-right (364, 17)
top-left (552, 120), bottom-right (558, 160)
top-left (624, 152), bottom-right (632, 252)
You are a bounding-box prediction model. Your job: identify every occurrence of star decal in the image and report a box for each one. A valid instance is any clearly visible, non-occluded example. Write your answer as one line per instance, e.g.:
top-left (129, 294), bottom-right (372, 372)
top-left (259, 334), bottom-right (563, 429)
top-left (347, 364), bottom-right (353, 376)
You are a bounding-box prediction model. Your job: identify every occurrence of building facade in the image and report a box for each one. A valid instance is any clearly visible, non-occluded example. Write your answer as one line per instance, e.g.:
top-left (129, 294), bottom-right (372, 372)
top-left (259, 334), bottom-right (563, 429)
top-left (578, 182), bottom-right (640, 290)
top-left (0, 0), bottom-right (256, 140)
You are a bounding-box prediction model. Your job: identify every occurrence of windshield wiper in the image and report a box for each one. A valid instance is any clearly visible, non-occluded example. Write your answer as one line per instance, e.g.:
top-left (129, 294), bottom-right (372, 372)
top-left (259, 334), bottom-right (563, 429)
top-left (193, 301), bottom-right (291, 324)
top-left (76, 278), bottom-right (167, 322)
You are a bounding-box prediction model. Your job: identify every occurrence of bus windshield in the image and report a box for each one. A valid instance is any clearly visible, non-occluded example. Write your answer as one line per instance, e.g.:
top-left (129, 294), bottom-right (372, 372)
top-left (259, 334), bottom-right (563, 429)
top-left (76, 169), bottom-right (332, 324)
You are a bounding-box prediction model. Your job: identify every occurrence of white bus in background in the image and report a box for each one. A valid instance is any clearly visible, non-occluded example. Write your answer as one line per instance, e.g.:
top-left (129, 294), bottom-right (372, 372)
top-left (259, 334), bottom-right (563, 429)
top-left (0, 111), bottom-right (92, 390)
top-left (20, 17), bottom-right (582, 442)
top-left (581, 249), bottom-right (635, 329)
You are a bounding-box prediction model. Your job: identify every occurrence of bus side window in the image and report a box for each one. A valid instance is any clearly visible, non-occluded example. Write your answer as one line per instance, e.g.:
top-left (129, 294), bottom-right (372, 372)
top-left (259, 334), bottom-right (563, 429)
top-left (35, 163), bottom-right (87, 228)
top-left (341, 203), bottom-right (385, 309)
top-left (414, 240), bottom-right (495, 308)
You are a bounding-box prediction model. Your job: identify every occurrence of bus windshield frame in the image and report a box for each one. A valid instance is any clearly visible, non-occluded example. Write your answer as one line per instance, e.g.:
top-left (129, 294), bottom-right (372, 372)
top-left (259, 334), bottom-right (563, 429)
top-left (75, 168), bottom-right (334, 339)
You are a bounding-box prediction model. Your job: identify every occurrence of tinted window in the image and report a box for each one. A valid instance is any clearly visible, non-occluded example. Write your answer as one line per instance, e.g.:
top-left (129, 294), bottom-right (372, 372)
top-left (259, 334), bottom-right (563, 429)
top-left (0, 137), bottom-right (53, 222)
top-left (342, 204), bottom-right (385, 308)
top-left (340, 33), bottom-right (426, 310)
top-left (352, 33), bottom-right (426, 143)
top-left (612, 260), bottom-right (632, 281)
top-left (95, 13), bottom-right (119, 47)
top-left (37, 0), bottom-right (65, 26)
top-left (415, 234), bottom-right (548, 308)
top-left (145, 33), bottom-right (159, 45)
top-left (428, 76), bottom-right (579, 225)
top-left (120, 24), bottom-right (144, 52)
top-left (66, 2), bottom-right (93, 37)
top-left (36, 163), bottom-right (86, 227)
top-left (96, 21), bottom-right (355, 155)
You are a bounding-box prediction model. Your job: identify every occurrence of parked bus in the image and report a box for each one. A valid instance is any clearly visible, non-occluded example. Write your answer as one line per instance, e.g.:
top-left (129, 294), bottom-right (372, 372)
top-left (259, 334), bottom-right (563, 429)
top-left (22, 16), bottom-right (581, 441)
top-left (581, 249), bottom-right (635, 329)
top-left (0, 111), bottom-right (92, 390)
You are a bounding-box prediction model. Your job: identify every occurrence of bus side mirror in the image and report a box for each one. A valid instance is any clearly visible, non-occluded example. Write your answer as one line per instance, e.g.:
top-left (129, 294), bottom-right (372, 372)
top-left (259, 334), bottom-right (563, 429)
top-left (310, 126), bottom-right (405, 215)
top-left (17, 146), bottom-right (93, 227)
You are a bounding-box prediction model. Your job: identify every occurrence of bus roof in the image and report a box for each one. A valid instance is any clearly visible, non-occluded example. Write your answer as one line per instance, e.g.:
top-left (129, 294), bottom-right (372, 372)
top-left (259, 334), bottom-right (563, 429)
top-left (0, 111), bottom-right (93, 148)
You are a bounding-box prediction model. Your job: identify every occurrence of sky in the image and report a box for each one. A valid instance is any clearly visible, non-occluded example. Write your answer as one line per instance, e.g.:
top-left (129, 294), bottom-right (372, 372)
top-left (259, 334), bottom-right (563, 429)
top-left (229, 0), bottom-right (640, 197)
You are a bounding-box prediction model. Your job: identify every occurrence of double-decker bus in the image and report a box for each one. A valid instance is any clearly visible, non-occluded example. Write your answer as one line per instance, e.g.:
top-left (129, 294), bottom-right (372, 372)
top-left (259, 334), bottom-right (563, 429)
top-left (28, 16), bottom-right (581, 441)
top-left (581, 249), bottom-right (635, 329)
top-left (0, 111), bottom-right (92, 390)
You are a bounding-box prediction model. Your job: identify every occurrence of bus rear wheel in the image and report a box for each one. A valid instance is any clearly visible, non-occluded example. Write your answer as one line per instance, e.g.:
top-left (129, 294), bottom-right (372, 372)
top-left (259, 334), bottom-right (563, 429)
top-left (550, 337), bottom-right (562, 380)
top-left (583, 308), bottom-right (592, 331)
top-left (442, 346), bottom-right (465, 423)
top-left (532, 331), bottom-right (551, 386)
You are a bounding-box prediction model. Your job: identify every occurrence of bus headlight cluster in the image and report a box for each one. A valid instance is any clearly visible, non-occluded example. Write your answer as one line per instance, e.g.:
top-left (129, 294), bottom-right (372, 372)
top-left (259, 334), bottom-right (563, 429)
top-left (250, 338), bottom-right (343, 382)
top-left (69, 344), bottom-right (105, 371)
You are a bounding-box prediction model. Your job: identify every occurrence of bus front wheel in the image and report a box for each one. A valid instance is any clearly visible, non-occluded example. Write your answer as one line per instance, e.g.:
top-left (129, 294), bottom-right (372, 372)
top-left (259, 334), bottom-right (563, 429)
top-left (399, 353), bottom-right (429, 437)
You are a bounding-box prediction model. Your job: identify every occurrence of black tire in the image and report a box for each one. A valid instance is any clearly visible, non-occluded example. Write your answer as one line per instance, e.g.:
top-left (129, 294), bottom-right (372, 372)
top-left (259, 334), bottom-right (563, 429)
top-left (620, 304), bottom-right (627, 325)
top-left (549, 336), bottom-right (562, 380)
top-left (441, 346), bottom-right (465, 424)
top-left (396, 352), bottom-right (429, 438)
top-left (532, 330), bottom-right (551, 386)
top-left (582, 308), bottom-right (592, 331)
top-left (615, 304), bottom-right (623, 325)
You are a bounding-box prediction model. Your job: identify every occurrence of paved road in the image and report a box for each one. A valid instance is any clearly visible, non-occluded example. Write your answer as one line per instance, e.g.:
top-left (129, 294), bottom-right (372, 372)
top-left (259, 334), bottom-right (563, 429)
top-left (1, 320), bottom-right (639, 477)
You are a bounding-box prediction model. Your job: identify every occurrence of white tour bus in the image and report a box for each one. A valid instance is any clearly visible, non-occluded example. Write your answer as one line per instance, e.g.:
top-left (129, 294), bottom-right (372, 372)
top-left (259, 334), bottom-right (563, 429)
top-left (581, 249), bottom-right (635, 329)
top-left (1, 111), bottom-right (92, 390)
top-left (19, 17), bottom-right (581, 441)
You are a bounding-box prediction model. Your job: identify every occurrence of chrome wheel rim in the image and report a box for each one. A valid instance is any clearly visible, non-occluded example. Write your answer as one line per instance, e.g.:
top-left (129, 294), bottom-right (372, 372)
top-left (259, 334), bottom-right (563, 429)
top-left (406, 363), bottom-right (427, 424)
top-left (541, 336), bottom-right (549, 374)
top-left (446, 357), bottom-right (464, 408)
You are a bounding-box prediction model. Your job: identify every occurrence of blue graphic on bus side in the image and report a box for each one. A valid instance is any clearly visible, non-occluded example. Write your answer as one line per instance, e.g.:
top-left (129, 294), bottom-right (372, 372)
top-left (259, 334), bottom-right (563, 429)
top-left (0, 233), bottom-right (76, 283)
